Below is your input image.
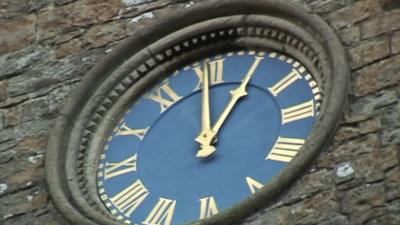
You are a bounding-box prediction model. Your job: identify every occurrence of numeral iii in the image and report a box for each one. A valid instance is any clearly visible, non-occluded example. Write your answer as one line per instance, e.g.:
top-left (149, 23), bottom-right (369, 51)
top-left (266, 137), bottom-right (305, 162)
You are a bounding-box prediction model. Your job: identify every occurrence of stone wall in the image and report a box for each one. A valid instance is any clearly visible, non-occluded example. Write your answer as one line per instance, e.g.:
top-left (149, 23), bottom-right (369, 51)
top-left (0, 0), bottom-right (399, 224)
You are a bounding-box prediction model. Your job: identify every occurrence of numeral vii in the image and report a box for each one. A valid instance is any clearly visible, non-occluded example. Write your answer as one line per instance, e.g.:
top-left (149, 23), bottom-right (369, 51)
top-left (111, 179), bottom-right (149, 216)
top-left (146, 82), bottom-right (182, 113)
top-left (193, 58), bottom-right (225, 90)
top-left (268, 69), bottom-right (302, 96)
top-left (143, 198), bottom-right (176, 225)
top-left (199, 196), bottom-right (219, 219)
top-left (105, 154), bottom-right (137, 180)
top-left (281, 100), bottom-right (314, 124)
top-left (266, 137), bottom-right (305, 162)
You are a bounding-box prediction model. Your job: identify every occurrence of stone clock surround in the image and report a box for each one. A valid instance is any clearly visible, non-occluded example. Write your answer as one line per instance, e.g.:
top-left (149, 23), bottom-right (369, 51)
top-left (45, 0), bottom-right (348, 225)
top-left (0, 0), bottom-right (399, 225)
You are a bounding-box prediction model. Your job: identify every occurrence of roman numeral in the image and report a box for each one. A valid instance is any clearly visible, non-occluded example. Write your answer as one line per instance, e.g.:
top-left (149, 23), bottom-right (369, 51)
top-left (268, 69), bottom-right (302, 96)
top-left (266, 137), bottom-right (305, 162)
top-left (246, 177), bottom-right (264, 194)
top-left (193, 58), bottom-right (225, 90)
top-left (281, 100), bottom-right (314, 124)
top-left (146, 82), bottom-right (182, 112)
top-left (111, 179), bottom-right (149, 217)
top-left (143, 198), bottom-right (176, 225)
top-left (116, 123), bottom-right (149, 140)
top-left (105, 154), bottom-right (137, 180)
top-left (199, 196), bottom-right (219, 219)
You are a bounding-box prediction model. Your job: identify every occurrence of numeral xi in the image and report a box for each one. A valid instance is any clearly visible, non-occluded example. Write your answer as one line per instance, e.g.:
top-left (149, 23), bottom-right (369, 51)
top-left (147, 82), bottom-right (182, 112)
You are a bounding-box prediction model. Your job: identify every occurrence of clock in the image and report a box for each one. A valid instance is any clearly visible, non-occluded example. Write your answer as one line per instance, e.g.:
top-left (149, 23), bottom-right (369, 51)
top-left (46, 1), bottom-right (349, 225)
top-left (96, 50), bottom-right (321, 225)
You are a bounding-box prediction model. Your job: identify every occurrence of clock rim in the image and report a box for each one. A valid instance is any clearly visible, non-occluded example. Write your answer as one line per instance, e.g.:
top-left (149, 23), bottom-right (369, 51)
top-left (45, 1), bottom-right (349, 225)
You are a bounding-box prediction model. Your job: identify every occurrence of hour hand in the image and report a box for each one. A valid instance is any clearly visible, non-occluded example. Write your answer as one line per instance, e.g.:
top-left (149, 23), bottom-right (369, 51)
top-left (196, 144), bottom-right (216, 158)
top-left (195, 66), bottom-right (216, 157)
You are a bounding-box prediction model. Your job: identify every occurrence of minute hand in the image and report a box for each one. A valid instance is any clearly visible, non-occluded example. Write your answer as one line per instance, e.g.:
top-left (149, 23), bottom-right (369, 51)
top-left (211, 56), bottom-right (263, 135)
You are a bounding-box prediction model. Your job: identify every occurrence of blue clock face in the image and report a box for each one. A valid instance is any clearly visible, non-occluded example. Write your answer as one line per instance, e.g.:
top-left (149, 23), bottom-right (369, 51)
top-left (96, 50), bottom-right (321, 225)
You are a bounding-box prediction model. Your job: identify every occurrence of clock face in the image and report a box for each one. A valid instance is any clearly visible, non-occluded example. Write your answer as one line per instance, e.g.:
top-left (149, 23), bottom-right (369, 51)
top-left (96, 50), bottom-right (321, 225)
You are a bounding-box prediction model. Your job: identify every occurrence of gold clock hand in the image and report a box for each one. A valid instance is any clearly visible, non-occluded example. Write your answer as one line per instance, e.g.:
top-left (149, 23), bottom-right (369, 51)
top-left (196, 56), bottom-right (263, 158)
top-left (195, 65), bottom-right (216, 157)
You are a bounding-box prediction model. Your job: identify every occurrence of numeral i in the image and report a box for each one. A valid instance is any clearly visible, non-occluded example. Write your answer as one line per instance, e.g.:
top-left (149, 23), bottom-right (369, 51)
top-left (268, 69), bottom-right (302, 96)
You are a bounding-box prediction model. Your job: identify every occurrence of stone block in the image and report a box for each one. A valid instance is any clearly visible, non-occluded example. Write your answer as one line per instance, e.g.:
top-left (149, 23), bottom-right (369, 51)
top-left (385, 167), bottom-right (400, 201)
top-left (392, 31), bottom-right (400, 54)
top-left (379, 0), bottom-right (400, 11)
top-left (332, 133), bottom-right (380, 160)
top-left (359, 118), bottom-right (381, 134)
top-left (284, 169), bottom-right (334, 204)
top-left (362, 9), bottom-right (400, 39)
top-left (21, 99), bottom-right (49, 123)
top-left (355, 151), bottom-right (386, 183)
top-left (253, 207), bottom-right (289, 225)
top-left (382, 129), bottom-right (400, 146)
top-left (353, 54), bottom-right (400, 96)
top-left (5, 107), bottom-right (22, 128)
top-left (289, 192), bottom-right (340, 224)
top-left (0, 81), bottom-right (7, 102)
top-left (83, 22), bottom-right (127, 48)
top-left (333, 126), bottom-right (360, 143)
top-left (338, 25), bottom-right (360, 46)
top-left (55, 38), bottom-right (83, 59)
top-left (71, 0), bottom-right (122, 26)
top-left (349, 38), bottom-right (390, 69)
top-left (17, 135), bottom-right (48, 154)
top-left (0, 14), bottom-right (36, 54)
top-left (37, 5), bottom-right (74, 41)
top-left (328, 0), bottom-right (381, 29)
top-left (342, 184), bottom-right (386, 224)
top-left (0, 189), bottom-right (49, 218)
top-left (345, 89), bottom-right (398, 123)
top-left (0, 0), bottom-right (50, 19)
top-left (0, 47), bottom-right (47, 80)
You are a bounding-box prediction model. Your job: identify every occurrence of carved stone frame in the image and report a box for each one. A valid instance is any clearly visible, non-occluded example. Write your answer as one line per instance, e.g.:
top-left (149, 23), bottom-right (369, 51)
top-left (45, 0), bottom-right (349, 225)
